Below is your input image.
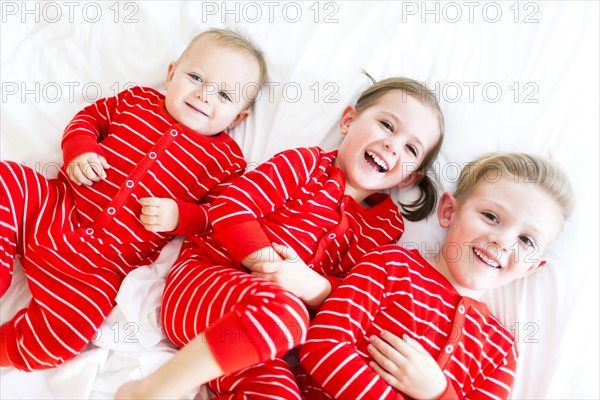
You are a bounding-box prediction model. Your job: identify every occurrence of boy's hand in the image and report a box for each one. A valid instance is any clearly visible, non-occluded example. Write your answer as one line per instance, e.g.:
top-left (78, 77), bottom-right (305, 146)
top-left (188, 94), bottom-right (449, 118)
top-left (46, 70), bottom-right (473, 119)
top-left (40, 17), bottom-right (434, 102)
top-left (251, 244), bottom-right (331, 307)
top-left (67, 152), bottom-right (110, 186)
top-left (139, 197), bottom-right (179, 232)
top-left (368, 331), bottom-right (447, 399)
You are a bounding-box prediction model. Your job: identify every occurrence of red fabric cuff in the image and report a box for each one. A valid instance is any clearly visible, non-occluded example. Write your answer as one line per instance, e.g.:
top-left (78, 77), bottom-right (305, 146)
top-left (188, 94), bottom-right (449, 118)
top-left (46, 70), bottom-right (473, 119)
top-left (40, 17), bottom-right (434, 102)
top-left (0, 324), bottom-right (14, 367)
top-left (62, 135), bottom-right (104, 165)
top-left (204, 311), bottom-right (262, 375)
top-left (213, 220), bottom-right (271, 263)
top-left (169, 200), bottom-right (209, 236)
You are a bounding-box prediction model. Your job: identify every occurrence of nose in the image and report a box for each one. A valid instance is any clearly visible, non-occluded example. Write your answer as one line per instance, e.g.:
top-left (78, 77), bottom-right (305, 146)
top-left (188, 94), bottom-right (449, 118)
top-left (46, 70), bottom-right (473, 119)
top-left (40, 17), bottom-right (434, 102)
top-left (489, 230), bottom-right (512, 252)
top-left (195, 86), bottom-right (208, 103)
top-left (383, 139), bottom-right (397, 156)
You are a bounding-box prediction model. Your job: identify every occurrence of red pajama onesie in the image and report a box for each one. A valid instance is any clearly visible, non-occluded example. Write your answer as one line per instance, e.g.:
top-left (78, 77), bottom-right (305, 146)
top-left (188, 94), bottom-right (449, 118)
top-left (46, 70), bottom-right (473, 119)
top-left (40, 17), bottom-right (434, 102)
top-left (0, 86), bottom-right (245, 371)
top-left (298, 245), bottom-right (517, 399)
top-left (161, 147), bottom-right (405, 399)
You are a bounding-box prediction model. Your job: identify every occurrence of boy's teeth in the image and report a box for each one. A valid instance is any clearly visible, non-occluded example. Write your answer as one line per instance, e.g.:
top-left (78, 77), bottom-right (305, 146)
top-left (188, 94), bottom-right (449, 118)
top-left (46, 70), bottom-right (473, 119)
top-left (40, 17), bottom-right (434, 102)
top-left (473, 248), bottom-right (500, 268)
top-left (366, 151), bottom-right (389, 172)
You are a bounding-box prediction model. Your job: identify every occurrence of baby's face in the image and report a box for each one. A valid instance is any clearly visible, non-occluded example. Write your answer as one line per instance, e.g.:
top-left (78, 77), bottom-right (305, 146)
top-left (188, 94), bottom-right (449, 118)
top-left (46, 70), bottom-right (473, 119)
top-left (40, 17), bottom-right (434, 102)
top-left (164, 37), bottom-right (260, 135)
top-left (436, 177), bottom-right (563, 296)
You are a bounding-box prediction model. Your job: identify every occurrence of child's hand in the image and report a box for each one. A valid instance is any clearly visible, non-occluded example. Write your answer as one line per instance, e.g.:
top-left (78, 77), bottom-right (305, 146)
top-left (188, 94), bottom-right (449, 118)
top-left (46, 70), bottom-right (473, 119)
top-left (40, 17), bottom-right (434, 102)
top-left (242, 245), bottom-right (285, 273)
top-left (67, 152), bottom-right (110, 186)
top-left (139, 197), bottom-right (179, 232)
top-left (368, 331), bottom-right (447, 399)
top-left (251, 244), bottom-right (331, 307)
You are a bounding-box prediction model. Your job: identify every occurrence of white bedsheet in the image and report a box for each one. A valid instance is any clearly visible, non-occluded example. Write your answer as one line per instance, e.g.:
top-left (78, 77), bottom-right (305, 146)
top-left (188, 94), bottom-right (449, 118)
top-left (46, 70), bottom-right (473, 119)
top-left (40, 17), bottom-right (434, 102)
top-left (1, 1), bottom-right (598, 398)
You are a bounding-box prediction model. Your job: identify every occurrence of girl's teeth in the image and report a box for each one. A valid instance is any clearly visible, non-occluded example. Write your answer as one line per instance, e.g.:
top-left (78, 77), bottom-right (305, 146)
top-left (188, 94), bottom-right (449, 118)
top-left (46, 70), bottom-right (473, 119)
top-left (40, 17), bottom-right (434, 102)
top-left (366, 151), bottom-right (388, 172)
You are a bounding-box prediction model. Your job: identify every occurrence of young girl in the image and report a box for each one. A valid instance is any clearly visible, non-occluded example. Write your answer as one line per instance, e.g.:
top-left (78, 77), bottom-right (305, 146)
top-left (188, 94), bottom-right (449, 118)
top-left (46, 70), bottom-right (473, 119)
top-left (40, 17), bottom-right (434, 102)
top-left (115, 77), bottom-right (445, 399)
top-left (0, 29), bottom-right (267, 371)
top-left (298, 153), bottom-right (574, 399)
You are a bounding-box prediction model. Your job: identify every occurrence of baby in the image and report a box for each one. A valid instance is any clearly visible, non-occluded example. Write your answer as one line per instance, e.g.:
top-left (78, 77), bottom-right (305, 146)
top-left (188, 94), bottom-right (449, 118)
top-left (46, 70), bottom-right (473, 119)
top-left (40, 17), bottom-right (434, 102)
top-left (0, 28), bottom-right (266, 371)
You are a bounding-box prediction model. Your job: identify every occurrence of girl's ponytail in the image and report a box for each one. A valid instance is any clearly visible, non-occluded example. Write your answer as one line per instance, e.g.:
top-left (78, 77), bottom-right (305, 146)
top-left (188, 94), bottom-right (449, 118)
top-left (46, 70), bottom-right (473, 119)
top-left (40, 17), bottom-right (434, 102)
top-left (399, 173), bottom-right (438, 222)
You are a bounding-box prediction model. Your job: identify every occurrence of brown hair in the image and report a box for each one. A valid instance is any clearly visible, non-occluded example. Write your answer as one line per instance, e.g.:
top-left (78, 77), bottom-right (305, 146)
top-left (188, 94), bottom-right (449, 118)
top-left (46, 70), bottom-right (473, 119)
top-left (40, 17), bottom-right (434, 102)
top-left (455, 152), bottom-right (574, 222)
top-left (355, 76), bottom-right (445, 221)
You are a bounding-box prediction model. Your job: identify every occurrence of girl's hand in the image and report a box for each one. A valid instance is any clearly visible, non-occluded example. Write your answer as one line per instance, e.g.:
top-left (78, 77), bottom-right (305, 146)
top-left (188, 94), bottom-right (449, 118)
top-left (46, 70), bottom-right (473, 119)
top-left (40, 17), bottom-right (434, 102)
top-left (242, 245), bottom-right (286, 273)
top-left (251, 244), bottom-right (331, 307)
top-left (67, 152), bottom-right (110, 186)
top-left (368, 331), bottom-right (447, 399)
top-left (139, 197), bottom-right (179, 232)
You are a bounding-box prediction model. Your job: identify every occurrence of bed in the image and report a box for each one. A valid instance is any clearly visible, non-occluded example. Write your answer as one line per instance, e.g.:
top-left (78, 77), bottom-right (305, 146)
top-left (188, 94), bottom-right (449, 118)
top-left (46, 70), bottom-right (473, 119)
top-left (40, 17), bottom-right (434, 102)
top-left (1, 1), bottom-right (598, 398)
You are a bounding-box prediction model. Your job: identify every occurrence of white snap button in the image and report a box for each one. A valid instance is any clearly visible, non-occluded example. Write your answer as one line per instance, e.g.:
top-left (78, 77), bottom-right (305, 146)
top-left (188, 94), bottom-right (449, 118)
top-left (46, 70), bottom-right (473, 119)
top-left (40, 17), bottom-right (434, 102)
top-left (458, 305), bottom-right (465, 314)
top-left (85, 228), bottom-right (94, 235)
top-left (170, 129), bottom-right (178, 136)
top-left (107, 207), bottom-right (116, 215)
top-left (126, 180), bottom-right (134, 188)
top-left (328, 233), bottom-right (336, 240)
top-left (149, 152), bottom-right (157, 159)
top-left (445, 345), bottom-right (453, 354)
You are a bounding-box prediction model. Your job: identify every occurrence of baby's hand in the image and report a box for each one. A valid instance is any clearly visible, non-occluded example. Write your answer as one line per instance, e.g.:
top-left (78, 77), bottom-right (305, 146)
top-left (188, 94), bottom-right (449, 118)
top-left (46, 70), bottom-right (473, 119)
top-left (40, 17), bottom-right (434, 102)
top-left (251, 244), bottom-right (331, 306)
top-left (67, 152), bottom-right (109, 186)
top-left (368, 331), bottom-right (447, 399)
top-left (139, 197), bottom-right (179, 232)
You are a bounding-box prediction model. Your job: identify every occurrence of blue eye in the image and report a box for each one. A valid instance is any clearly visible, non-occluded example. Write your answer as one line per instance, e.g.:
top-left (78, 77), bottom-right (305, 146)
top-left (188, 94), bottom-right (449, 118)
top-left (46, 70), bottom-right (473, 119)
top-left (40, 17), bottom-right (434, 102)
top-left (188, 73), bottom-right (203, 82)
top-left (519, 235), bottom-right (535, 249)
top-left (219, 91), bottom-right (232, 102)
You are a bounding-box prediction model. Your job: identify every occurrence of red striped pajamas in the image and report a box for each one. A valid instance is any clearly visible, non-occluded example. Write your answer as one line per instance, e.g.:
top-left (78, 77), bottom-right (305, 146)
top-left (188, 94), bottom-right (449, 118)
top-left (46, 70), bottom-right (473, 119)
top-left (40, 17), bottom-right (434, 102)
top-left (161, 147), bottom-right (404, 399)
top-left (0, 86), bottom-right (245, 371)
top-left (298, 245), bottom-right (517, 399)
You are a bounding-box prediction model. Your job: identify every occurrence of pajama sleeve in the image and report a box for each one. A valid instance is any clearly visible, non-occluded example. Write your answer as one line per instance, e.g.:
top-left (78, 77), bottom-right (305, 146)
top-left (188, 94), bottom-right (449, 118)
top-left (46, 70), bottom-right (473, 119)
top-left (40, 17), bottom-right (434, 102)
top-left (461, 353), bottom-right (517, 399)
top-left (171, 171), bottom-right (244, 236)
top-left (208, 147), bottom-right (323, 262)
top-left (61, 90), bottom-right (122, 164)
top-left (436, 353), bottom-right (516, 399)
top-left (299, 250), bottom-right (404, 400)
top-left (301, 246), bottom-right (518, 400)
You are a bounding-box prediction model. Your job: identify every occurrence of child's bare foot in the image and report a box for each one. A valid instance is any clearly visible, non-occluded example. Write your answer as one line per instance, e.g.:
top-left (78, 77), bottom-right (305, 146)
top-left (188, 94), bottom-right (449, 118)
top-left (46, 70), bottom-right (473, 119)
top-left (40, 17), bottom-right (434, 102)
top-left (114, 377), bottom-right (191, 399)
top-left (114, 379), bottom-right (146, 399)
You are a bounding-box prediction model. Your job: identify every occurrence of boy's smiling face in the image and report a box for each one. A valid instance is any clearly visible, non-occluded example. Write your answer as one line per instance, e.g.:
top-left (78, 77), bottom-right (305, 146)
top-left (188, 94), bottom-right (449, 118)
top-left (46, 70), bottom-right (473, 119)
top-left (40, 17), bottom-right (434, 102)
top-left (164, 36), bottom-right (260, 136)
top-left (431, 177), bottom-right (563, 298)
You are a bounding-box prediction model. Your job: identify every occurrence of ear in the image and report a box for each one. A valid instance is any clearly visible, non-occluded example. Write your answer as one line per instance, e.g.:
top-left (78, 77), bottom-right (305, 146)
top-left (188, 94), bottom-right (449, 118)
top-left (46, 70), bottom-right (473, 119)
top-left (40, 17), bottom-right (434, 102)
top-left (339, 106), bottom-right (357, 136)
top-left (396, 170), bottom-right (424, 189)
top-left (437, 192), bottom-right (457, 228)
top-left (227, 109), bottom-right (250, 130)
top-left (524, 259), bottom-right (547, 276)
top-left (165, 62), bottom-right (177, 88)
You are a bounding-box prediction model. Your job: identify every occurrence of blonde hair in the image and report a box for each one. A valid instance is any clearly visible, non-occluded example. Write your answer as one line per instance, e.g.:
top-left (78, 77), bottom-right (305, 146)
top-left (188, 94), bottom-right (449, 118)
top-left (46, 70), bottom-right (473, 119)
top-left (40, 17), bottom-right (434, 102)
top-left (181, 28), bottom-right (268, 102)
top-left (455, 152), bottom-right (574, 221)
top-left (355, 76), bottom-right (445, 222)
